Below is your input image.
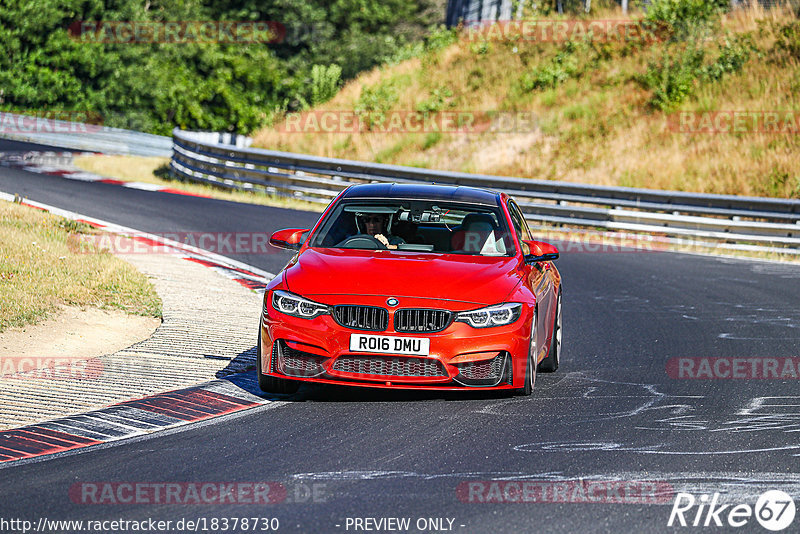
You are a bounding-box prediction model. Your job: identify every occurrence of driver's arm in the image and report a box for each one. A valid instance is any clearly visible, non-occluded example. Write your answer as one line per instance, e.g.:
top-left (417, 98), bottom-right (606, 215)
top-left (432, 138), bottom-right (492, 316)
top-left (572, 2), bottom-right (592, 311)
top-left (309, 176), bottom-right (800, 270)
top-left (374, 234), bottom-right (397, 249)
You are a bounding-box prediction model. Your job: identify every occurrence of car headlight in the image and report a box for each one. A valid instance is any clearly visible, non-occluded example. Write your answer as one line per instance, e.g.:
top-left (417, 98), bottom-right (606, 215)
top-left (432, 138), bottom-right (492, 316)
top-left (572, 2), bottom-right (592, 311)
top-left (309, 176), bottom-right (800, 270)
top-left (455, 303), bottom-right (522, 328)
top-left (271, 290), bottom-right (329, 319)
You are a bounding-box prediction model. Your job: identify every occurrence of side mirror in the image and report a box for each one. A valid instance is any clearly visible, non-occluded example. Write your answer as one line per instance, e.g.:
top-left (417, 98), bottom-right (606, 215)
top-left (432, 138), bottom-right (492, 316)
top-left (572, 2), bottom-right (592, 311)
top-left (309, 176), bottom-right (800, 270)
top-left (523, 240), bottom-right (559, 263)
top-left (269, 228), bottom-right (310, 251)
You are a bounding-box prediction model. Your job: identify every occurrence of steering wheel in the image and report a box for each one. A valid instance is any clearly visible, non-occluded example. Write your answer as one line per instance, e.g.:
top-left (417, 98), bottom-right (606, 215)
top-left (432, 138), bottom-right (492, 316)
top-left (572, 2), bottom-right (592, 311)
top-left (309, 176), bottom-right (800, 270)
top-left (336, 234), bottom-right (387, 250)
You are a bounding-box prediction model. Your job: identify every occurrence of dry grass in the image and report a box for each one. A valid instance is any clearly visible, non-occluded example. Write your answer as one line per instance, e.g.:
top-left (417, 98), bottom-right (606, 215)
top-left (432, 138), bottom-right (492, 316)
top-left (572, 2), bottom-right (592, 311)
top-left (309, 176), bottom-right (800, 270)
top-left (73, 155), bottom-right (172, 184)
top-left (0, 200), bottom-right (162, 332)
top-left (72, 155), bottom-right (325, 213)
top-left (252, 4), bottom-right (800, 199)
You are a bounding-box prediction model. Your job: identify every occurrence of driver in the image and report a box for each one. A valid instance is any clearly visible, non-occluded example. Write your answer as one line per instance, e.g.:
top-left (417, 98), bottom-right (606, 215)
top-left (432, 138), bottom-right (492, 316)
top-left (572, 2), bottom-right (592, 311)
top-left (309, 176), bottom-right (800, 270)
top-left (359, 213), bottom-right (405, 249)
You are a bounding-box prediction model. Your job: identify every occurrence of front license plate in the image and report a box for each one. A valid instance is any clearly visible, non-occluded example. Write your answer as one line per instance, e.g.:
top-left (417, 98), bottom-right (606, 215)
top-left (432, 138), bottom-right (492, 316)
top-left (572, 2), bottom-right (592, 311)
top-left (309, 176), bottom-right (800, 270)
top-left (349, 334), bottom-right (430, 356)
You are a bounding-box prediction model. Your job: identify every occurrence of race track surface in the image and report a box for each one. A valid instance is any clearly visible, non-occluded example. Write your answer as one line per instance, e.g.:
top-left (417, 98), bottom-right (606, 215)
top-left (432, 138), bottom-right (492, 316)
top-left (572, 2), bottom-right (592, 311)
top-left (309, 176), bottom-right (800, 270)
top-left (2, 140), bottom-right (799, 533)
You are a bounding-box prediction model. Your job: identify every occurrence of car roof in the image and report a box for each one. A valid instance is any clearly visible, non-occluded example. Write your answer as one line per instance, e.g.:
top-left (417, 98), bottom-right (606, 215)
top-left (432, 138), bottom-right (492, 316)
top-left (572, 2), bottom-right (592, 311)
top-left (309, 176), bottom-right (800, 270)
top-left (340, 183), bottom-right (501, 206)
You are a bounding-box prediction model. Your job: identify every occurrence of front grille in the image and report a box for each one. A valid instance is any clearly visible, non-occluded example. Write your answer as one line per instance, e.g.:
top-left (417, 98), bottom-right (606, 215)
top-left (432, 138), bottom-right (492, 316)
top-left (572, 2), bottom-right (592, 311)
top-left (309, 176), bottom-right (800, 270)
top-left (394, 308), bottom-right (452, 333)
top-left (333, 305), bottom-right (388, 331)
top-left (332, 356), bottom-right (446, 377)
top-left (274, 341), bottom-right (326, 377)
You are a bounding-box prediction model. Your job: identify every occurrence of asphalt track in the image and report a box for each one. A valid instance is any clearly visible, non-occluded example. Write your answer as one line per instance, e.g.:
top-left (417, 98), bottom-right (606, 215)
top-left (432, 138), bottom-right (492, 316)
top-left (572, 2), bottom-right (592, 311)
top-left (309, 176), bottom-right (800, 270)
top-left (2, 139), bottom-right (800, 533)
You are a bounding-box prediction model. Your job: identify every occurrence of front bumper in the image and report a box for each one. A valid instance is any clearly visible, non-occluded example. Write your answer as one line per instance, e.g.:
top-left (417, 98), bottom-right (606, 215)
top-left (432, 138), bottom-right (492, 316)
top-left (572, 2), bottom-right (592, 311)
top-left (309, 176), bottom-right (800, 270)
top-left (260, 295), bottom-right (533, 390)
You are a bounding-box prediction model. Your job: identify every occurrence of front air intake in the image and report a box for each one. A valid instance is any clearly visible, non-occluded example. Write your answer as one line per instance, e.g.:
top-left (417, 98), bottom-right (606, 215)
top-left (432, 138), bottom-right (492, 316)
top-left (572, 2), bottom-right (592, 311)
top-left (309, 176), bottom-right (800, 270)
top-left (274, 340), bottom-right (326, 377)
top-left (453, 353), bottom-right (509, 387)
top-left (332, 355), bottom-right (446, 378)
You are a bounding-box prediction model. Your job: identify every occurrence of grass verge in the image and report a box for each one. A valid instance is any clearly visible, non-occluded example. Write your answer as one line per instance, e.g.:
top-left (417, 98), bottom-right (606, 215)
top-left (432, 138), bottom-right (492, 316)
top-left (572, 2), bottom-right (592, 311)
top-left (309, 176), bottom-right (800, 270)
top-left (0, 200), bottom-right (162, 332)
top-left (72, 155), bottom-right (325, 213)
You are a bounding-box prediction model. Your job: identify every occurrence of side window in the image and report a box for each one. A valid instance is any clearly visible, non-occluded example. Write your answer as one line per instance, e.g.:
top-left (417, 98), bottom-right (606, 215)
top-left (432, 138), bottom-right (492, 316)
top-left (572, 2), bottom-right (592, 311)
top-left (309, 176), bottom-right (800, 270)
top-left (510, 201), bottom-right (532, 240)
top-left (507, 201), bottom-right (532, 253)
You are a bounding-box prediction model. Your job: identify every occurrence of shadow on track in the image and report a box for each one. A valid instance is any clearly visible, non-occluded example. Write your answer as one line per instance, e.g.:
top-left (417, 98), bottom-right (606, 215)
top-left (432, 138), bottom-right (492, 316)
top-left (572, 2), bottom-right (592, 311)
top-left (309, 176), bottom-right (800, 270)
top-left (215, 344), bottom-right (531, 403)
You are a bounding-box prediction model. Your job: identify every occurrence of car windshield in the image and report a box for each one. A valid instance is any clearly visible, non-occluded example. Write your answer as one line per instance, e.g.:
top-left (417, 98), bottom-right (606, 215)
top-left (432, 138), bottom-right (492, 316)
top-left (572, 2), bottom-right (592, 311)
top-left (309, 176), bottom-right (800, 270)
top-left (310, 200), bottom-right (515, 256)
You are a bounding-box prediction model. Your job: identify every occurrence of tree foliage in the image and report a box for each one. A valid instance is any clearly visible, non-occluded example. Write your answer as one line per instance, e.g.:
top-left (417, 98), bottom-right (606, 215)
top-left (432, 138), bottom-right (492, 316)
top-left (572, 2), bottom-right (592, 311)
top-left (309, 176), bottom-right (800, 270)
top-left (0, 0), bottom-right (445, 134)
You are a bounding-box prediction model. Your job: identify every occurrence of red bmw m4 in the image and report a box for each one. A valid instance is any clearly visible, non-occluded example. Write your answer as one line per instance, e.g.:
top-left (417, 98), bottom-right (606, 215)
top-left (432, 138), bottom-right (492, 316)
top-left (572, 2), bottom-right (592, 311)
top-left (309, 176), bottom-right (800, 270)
top-left (258, 183), bottom-right (562, 395)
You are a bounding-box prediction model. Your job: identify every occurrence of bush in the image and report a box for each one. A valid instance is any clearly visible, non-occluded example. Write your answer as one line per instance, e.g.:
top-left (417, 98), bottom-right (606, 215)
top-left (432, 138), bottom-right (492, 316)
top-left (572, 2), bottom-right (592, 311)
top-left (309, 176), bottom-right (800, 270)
top-left (425, 25), bottom-right (458, 53)
top-left (354, 79), bottom-right (400, 129)
top-left (642, 35), bottom-right (753, 111)
top-left (702, 36), bottom-right (754, 82)
top-left (522, 51), bottom-right (579, 91)
top-left (645, 0), bottom-right (728, 27)
top-left (643, 44), bottom-right (704, 111)
top-left (416, 86), bottom-right (454, 113)
top-left (310, 64), bottom-right (342, 105)
top-left (645, 0), bottom-right (727, 40)
top-left (470, 41), bottom-right (491, 55)
top-left (775, 20), bottom-right (800, 61)
top-left (422, 132), bottom-right (442, 150)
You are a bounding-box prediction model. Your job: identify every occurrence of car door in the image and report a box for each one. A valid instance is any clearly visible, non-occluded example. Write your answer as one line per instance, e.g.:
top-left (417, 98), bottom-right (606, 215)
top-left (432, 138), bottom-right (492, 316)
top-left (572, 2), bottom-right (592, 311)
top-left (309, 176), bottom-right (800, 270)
top-left (507, 200), bottom-right (555, 353)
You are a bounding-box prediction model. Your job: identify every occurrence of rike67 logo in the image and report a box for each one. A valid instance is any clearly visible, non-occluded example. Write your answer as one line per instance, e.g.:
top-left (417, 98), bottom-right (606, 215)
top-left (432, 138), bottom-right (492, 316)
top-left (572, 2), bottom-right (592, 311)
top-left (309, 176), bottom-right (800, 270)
top-left (668, 490), bottom-right (796, 531)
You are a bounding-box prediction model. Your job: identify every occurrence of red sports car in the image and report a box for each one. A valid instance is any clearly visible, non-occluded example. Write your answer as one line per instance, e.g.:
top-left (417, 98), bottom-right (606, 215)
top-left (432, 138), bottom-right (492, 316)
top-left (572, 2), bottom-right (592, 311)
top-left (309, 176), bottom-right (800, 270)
top-left (258, 183), bottom-right (562, 395)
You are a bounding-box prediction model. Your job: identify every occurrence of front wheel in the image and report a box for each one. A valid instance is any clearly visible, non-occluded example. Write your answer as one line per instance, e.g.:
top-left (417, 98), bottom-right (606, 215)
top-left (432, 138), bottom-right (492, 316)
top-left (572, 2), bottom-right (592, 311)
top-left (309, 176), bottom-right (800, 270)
top-left (537, 290), bottom-right (561, 373)
top-left (257, 330), bottom-right (300, 394)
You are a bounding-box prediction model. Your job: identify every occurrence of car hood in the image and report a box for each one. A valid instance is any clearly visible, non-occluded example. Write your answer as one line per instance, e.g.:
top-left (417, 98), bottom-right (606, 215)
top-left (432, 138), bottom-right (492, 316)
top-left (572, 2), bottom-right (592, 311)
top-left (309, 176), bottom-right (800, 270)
top-left (283, 248), bottom-right (521, 306)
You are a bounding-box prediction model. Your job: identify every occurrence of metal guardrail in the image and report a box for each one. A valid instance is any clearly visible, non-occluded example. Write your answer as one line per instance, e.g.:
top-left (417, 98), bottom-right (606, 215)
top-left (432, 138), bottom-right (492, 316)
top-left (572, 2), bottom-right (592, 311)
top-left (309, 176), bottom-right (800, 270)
top-left (171, 128), bottom-right (800, 253)
top-left (0, 112), bottom-right (172, 157)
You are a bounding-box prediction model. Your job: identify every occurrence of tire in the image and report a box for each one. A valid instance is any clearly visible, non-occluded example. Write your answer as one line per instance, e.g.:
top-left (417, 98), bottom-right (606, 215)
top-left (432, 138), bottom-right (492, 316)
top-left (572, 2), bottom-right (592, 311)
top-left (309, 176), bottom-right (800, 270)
top-left (257, 330), bottom-right (300, 394)
top-left (537, 290), bottom-right (562, 373)
top-left (515, 310), bottom-right (537, 396)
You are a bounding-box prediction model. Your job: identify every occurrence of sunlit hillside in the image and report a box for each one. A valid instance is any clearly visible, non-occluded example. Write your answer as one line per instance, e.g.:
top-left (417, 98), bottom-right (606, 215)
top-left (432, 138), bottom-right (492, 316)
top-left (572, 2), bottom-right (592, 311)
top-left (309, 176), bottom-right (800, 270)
top-left (254, 2), bottom-right (800, 198)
